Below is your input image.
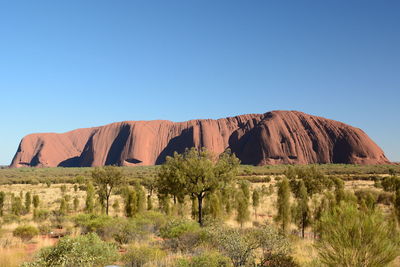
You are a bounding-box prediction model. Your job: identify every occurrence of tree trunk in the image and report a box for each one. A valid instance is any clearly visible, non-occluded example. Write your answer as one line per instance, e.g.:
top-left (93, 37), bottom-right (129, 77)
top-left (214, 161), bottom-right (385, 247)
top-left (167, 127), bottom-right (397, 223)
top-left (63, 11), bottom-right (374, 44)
top-left (197, 194), bottom-right (203, 226)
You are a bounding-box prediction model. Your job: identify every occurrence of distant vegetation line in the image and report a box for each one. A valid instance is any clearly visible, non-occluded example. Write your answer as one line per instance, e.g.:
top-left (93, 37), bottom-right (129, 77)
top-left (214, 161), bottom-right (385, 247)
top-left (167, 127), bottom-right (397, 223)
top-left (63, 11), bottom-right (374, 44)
top-left (0, 164), bottom-right (399, 185)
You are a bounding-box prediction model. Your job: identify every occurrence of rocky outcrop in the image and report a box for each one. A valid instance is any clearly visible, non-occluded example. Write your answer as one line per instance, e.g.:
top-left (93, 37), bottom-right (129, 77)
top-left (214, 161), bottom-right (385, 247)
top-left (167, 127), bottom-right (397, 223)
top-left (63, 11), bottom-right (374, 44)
top-left (10, 111), bottom-right (389, 167)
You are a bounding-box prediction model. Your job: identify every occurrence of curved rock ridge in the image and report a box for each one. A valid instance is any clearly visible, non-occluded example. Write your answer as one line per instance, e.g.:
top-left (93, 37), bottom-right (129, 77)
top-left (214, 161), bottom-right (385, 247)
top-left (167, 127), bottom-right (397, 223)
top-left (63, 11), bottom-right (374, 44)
top-left (10, 111), bottom-right (389, 167)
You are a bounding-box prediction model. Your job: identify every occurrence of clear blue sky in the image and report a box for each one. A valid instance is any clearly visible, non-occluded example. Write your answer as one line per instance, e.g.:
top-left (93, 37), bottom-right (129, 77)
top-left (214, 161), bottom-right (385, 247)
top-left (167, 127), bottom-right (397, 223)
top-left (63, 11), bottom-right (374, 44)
top-left (0, 0), bottom-right (399, 165)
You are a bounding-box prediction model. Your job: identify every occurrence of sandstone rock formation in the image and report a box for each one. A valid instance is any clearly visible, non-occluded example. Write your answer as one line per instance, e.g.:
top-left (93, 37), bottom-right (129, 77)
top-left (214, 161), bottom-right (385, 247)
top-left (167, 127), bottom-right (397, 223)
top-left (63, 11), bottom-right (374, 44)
top-left (10, 111), bottom-right (389, 167)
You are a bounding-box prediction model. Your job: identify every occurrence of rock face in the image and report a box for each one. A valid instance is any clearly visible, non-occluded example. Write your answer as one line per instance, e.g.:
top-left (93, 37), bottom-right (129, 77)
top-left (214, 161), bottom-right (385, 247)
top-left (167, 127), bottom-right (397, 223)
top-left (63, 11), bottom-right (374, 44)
top-left (10, 111), bottom-right (389, 167)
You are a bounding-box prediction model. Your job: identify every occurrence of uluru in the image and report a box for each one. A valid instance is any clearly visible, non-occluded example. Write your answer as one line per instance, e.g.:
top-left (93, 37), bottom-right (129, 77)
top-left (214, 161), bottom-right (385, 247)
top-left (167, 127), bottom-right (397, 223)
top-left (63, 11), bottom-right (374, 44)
top-left (10, 110), bottom-right (389, 168)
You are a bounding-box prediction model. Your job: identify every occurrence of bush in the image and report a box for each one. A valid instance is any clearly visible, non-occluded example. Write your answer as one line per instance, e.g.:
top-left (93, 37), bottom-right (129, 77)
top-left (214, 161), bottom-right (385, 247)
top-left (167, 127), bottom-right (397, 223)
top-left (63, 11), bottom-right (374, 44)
top-left (191, 250), bottom-right (232, 267)
top-left (111, 218), bottom-right (145, 245)
top-left (33, 209), bottom-right (50, 222)
top-left (160, 218), bottom-right (200, 239)
top-left (72, 213), bottom-right (114, 239)
top-left (315, 203), bottom-right (400, 267)
top-left (160, 218), bottom-right (202, 252)
top-left (122, 244), bottom-right (166, 266)
top-left (22, 233), bottom-right (118, 267)
top-left (1, 213), bottom-right (20, 224)
top-left (206, 225), bottom-right (290, 267)
top-left (38, 224), bottom-right (52, 235)
top-left (13, 225), bottom-right (39, 242)
top-left (377, 191), bottom-right (394, 205)
top-left (258, 253), bottom-right (299, 267)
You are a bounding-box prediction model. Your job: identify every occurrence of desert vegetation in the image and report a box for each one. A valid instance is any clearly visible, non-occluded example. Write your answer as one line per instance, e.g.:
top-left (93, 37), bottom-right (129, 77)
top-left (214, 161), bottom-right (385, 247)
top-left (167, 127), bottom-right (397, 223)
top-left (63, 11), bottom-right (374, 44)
top-left (0, 149), bottom-right (399, 266)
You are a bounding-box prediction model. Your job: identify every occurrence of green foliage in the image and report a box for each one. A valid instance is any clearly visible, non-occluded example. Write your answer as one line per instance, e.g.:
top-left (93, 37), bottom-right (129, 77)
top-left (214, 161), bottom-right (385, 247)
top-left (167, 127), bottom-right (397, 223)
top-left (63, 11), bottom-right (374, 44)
top-left (286, 166), bottom-right (333, 197)
top-left (252, 189), bottom-right (260, 215)
top-left (354, 188), bottom-right (379, 210)
top-left (147, 195), bottom-right (153, 210)
top-left (258, 253), bottom-right (299, 267)
top-left (73, 213), bottom-right (114, 237)
top-left (22, 233), bottom-right (118, 267)
top-left (293, 180), bottom-right (310, 238)
top-left (92, 166), bottom-right (125, 215)
top-left (156, 148), bottom-right (240, 226)
top-left (381, 176), bottom-right (400, 192)
top-left (189, 250), bottom-right (232, 267)
top-left (13, 225), bottom-right (39, 242)
top-left (73, 196), bottom-right (79, 211)
top-left (235, 191), bottom-right (250, 227)
top-left (11, 195), bottom-right (23, 216)
top-left (0, 191), bottom-right (5, 216)
top-left (160, 218), bottom-right (200, 239)
top-left (134, 182), bottom-right (146, 213)
top-left (122, 244), bottom-right (167, 267)
top-left (33, 209), bottom-right (50, 222)
top-left (394, 189), bottom-right (400, 223)
top-left (59, 197), bottom-right (68, 215)
top-left (207, 225), bottom-right (290, 267)
top-left (32, 194), bottom-right (40, 209)
top-left (112, 199), bottom-right (120, 213)
top-left (124, 188), bottom-right (137, 217)
top-left (207, 193), bottom-right (222, 220)
top-left (60, 184), bottom-right (67, 194)
top-left (25, 191), bottom-right (32, 213)
top-left (85, 181), bottom-right (95, 213)
top-left (315, 203), bottom-right (400, 267)
top-left (275, 177), bottom-right (291, 234)
top-left (37, 223), bottom-right (52, 235)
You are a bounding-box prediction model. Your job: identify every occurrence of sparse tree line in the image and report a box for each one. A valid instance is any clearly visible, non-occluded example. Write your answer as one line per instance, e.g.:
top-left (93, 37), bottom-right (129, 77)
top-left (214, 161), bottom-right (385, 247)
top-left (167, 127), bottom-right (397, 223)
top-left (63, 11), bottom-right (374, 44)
top-left (0, 148), bottom-right (399, 266)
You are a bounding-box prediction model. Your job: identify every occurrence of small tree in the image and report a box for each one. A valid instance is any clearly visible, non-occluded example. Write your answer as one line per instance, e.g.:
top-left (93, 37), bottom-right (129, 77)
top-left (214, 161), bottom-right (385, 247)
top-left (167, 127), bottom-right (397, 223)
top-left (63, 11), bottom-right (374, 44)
top-left (60, 185), bottom-right (67, 195)
top-left (147, 195), bottom-right (153, 210)
top-left (92, 166), bottom-right (125, 215)
top-left (275, 177), bottom-right (291, 234)
top-left (157, 148), bottom-right (239, 226)
top-left (25, 191), bottom-right (32, 213)
top-left (59, 198), bottom-right (68, 215)
top-left (73, 196), bottom-right (79, 212)
top-left (394, 189), bottom-right (400, 223)
top-left (316, 203), bottom-right (400, 266)
top-left (236, 191), bottom-right (250, 227)
top-left (85, 181), bottom-right (95, 213)
top-left (135, 182), bottom-right (146, 213)
top-left (125, 189), bottom-right (137, 218)
top-left (33, 195), bottom-right (40, 209)
top-left (0, 191), bottom-right (5, 216)
top-left (252, 189), bottom-right (260, 219)
top-left (11, 196), bottom-right (23, 216)
top-left (294, 180), bottom-right (310, 238)
top-left (13, 225), bottom-right (39, 242)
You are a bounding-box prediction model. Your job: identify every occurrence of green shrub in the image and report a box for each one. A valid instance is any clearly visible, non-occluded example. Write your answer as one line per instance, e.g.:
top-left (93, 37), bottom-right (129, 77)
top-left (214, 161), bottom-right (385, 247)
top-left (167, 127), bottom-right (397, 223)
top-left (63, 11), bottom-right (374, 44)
top-left (258, 253), bottom-right (299, 267)
top-left (315, 203), bottom-right (400, 267)
top-left (13, 225), bottom-right (39, 242)
top-left (160, 218), bottom-right (202, 252)
top-left (160, 218), bottom-right (200, 239)
top-left (191, 250), bottom-right (232, 267)
top-left (1, 213), bottom-right (20, 224)
top-left (111, 218), bottom-right (144, 245)
top-left (377, 191), bottom-right (394, 205)
top-left (206, 225), bottom-right (290, 267)
top-left (38, 224), bottom-right (52, 235)
top-left (33, 209), bottom-right (50, 222)
top-left (122, 244), bottom-right (166, 266)
top-left (73, 213), bottom-right (114, 238)
top-left (22, 233), bottom-right (118, 267)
